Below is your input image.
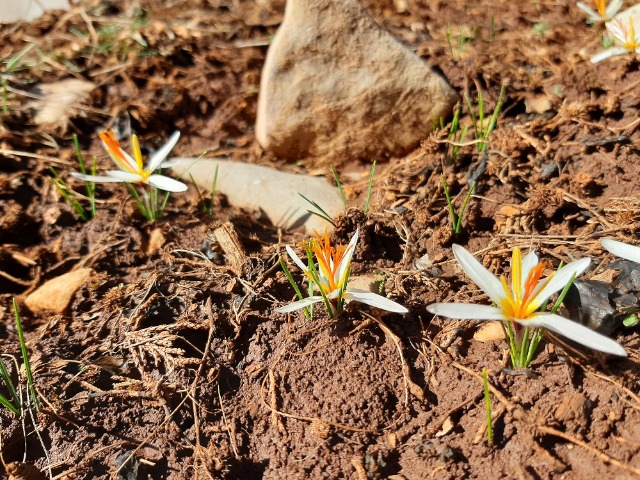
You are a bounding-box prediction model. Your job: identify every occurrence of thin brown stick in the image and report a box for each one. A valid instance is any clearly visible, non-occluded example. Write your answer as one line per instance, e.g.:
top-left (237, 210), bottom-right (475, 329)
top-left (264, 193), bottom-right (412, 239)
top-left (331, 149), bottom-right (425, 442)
top-left (0, 149), bottom-right (70, 166)
top-left (362, 312), bottom-right (423, 404)
top-left (217, 384), bottom-right (239, 458)
top-left (536, 425), bottom-right (640, 476)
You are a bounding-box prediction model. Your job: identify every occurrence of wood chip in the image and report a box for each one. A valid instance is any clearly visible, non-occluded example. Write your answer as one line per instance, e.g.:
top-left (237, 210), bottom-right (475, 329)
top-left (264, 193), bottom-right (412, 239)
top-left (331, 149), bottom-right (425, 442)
top-left (212, 222), bottom-right (247, 273)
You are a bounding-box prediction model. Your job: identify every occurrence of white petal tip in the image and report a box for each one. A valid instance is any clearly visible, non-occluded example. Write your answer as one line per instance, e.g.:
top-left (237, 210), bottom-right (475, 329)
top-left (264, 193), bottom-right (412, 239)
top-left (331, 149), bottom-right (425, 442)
top-left (529, 313), bottom-right (628, 357)
top-left (346, 290), bottom-right (408, 314)
top-left (600, 238), bottom-right (640, 264)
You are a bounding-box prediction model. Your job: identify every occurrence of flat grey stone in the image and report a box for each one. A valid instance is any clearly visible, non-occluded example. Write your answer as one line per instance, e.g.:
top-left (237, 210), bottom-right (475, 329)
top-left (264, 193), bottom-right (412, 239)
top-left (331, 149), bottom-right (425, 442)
top-left (0, 0), bottom-right (70, 22)
top-left (171, 158), bottom-right (343, 233)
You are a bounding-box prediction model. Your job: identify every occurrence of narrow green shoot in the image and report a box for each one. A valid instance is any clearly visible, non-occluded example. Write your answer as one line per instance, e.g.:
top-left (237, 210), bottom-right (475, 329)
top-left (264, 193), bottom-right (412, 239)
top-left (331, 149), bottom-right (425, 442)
top-left (279, 257), bottom-right (311, 319)
top-left (442, 175), bottom-right (476, 234)
top-left (601, 34), bottom-right (615, 49)
top-left (482, 368), bottom-right (493, 447)
top-left (126, 183), bottom-right (172, 221)
top-left (480, 85), bottom-right (506, 152)
top-left (190, 165), bottom-right (219, 217)
top-left (0, 356), bottom-right (20, 416)
top-left (435, 107), bottom-right (468, 164)
top-left (551, 273), bottom-right (574, 314)
top-left (2, 43), bottom-right (37, 115)
top-left (445, 25), bottom-right (474, 60)
top-left (49, 168), bottom-right (90, 221)
top-left (445, 106), bottom-right (469, 163)
top-left (445, 25), bottom-right (455, 58)
top-left (465, 84), bottom-right (506, 153)
top-left (489, 16), bottom-right (496, 42)
top-left (331, 166), bottom-right (348, 209)
top-left (299, 193), bottom-right (336, 227)
top-left (363, 161), bottom-right (376, 217)
top-left (13, 299), bottom-right (38, 412)
top-left (73, 134), bottom-right (97, 218)
top-left (49, 136), bottom-right (98, 221)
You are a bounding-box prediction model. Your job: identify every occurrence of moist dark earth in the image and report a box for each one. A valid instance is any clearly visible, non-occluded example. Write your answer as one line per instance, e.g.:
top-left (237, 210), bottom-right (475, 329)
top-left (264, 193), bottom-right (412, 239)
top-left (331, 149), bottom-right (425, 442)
top-left (1, 0), bottom-right (640, 478)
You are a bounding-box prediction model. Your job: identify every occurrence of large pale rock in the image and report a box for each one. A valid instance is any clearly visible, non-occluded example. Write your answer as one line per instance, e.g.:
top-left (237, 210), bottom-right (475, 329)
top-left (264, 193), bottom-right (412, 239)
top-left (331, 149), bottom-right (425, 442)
top-left (256, 0), bottom-right (458, 160)
top-left (171, 158), bottom-right (344, 233)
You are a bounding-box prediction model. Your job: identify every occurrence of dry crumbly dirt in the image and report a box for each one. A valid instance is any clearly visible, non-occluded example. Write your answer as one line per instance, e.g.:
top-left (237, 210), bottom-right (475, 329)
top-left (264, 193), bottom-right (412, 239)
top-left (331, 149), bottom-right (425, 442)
top-left (1, 0), bottom-right (640, 479)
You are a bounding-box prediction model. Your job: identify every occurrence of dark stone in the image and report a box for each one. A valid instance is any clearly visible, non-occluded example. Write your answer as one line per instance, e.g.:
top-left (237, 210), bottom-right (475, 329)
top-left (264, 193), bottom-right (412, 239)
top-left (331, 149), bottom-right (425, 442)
top-left (613, 293), bottom-right (638, 310)
top-left (563, 280), bottom-right (617, 335)
top-left (611, 259), bottom-right (640, 293)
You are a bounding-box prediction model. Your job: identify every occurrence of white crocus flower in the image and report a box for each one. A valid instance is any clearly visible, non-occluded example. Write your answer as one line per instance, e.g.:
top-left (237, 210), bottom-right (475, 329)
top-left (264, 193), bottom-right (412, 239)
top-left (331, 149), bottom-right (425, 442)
top-left (277, 228), bottom-right (408, 315)
top-left (601, 238), bottom-right (640, 263)
top-left (72, 130), bottom-right (187, 192)
top-left (591, 17), bottom-right (640, 63)
top-left (427, 244), bottom-right (627, 357)
top-left (577, 0), bottom-right (622, 23)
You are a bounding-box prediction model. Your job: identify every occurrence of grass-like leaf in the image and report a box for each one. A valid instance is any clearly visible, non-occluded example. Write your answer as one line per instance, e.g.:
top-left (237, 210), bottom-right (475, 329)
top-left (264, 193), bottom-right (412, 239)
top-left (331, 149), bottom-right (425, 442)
top-left (331, 166), bottom-right (348, 209)
top-left (299, 193), bottom-right (336, 227)
top-left (279, 257), bottom-right (311, 319)
top-left (482, 368), bottom-right (493, 447)
top-left (49, 168), bottom-right (90, 221)
top-left (13, 298), bottom-right (39, 412)
top-left (442, 175), bottom-right (476, 234)
top-left (364, 161), bottom-right (376, 216)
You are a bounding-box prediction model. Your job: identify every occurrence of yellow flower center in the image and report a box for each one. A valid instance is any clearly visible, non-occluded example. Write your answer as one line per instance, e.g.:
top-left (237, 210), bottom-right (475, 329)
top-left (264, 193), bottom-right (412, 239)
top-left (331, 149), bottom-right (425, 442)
top-left (623, 18), bottom-right (639, 51)
top-left (499, 248), bottom-right (552, 320)
top-left (610, 18), bottom-right (640, 51)
top-left (306, 231), bottom-right (352, 294)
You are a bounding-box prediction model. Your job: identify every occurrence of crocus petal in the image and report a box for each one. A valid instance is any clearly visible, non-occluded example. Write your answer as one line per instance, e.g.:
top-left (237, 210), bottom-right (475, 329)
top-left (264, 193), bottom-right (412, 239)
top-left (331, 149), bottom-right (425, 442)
top-left (100, 131), bottom-right (139, 173)
top-left (590, 47), bottom-right (628, 63)
top-left (576, 2), bottom-right (599, 20)
top-left (532, 257), bottom-right (590, 306)
top-left (336, 227), bottom-right (359, 283)
top-left (159, 159), bottom-right (179, 168)
top-left (344, 288), bottom-right (408, 313)
top-left (147, 174), bottom-right (188, 192)
top-left (605, 0), bottom-right (623, 18)
top-left (601, 238), bottom-right (640, 264)
top-left (316, 275), bottom-right (332, 293)
top-left (286, 245), bottom-right (309, 274)
top-left (106, 170), bottom-right (144, 183)
top-left (70, 172), bottom-right (124, 183)
top-left (275, 296), bottom-right (324, 313)
top-left (452, 244), bottom-right (506, 305)
top-left (525, 313), bottom-right (627, 357)
top-left (520, 250), bottom-right (539, 291)
top-left (427, 303), bottom-right (506, 321)
top-left (146, 131), bottom-right (181, 172)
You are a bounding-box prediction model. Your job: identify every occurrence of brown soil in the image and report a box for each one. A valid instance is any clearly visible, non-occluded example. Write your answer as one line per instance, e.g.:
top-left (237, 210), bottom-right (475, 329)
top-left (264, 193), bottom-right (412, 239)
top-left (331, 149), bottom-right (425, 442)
top-left (1, 0), bottom-right (639, 479)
